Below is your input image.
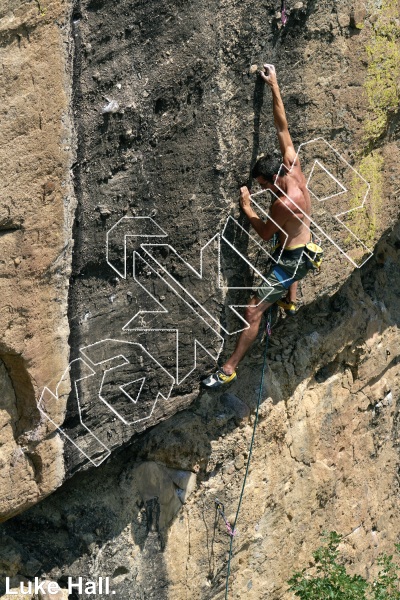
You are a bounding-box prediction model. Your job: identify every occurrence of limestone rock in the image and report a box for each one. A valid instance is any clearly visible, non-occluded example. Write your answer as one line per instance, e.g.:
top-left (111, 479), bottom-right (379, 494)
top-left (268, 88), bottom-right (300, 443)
top-left (0, 0), bottom-right (75, 519)
top-left (137, 412), bottom-right (211, 472)
top-left (351, 2), bottom-right (367, 28)
top-left (166, 469), bottom-right (197, 504)
top-left (38, 581), bottom-right (68, 599)
top-left (131, 462), bottom-right (182, 531)
top-left (220, 393), bottom-right (251, 425)
top-left (0, 361), bottom-right (40, 520)
top-left (0, 0), bottom-right (400, 598)
top-left (0, 591), bottom-right (34, 600)
top-left (338, 12), bottom-right (351, 27)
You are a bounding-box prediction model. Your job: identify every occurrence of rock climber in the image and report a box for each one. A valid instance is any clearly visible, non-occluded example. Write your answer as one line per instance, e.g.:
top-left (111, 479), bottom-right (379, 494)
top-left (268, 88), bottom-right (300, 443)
top-left (202, 63), bottom-right (316, 389)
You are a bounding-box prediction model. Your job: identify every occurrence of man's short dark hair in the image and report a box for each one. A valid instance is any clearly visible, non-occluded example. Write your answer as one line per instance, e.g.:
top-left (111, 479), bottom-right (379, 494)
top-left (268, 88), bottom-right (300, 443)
top-left (252, 154), bottom-right (283, 182)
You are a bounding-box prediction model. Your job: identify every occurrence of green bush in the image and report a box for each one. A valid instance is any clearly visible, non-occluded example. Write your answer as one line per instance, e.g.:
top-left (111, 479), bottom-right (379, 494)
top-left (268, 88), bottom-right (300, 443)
top-left (288, 531), bottom-right (400, 599)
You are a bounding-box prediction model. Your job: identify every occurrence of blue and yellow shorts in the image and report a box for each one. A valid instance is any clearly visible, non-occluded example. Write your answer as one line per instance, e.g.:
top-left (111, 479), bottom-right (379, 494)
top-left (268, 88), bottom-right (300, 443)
top-left (254, 245), bottom-right (311, 304)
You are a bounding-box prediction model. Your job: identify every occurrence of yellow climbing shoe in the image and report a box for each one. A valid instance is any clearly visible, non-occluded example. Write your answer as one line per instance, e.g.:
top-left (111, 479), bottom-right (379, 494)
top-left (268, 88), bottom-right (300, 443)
top-left (277, 298), bottom-right (297, 315)
top-left (202, 368), bottom-right (237, 389)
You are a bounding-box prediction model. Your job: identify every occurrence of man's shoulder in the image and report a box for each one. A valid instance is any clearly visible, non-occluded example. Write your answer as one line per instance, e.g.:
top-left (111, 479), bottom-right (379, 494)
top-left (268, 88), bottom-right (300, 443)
top-left (286, 161), bottom-right (305, 182)
top-left (271, 195), bottom-right (296, 217)
top-left (280, 186), bottom-right (310, 215)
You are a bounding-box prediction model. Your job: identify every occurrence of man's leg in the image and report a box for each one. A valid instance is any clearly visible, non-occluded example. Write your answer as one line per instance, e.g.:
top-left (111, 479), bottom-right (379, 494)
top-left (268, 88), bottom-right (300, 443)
top-left (277, 281), bottom-right (298, 314)
top-left (202, 275), bottom-right (284, 388)
top-left (222, 296), bottom-right (272, 375)
top-left (287, 281), bottom-right (298, 303)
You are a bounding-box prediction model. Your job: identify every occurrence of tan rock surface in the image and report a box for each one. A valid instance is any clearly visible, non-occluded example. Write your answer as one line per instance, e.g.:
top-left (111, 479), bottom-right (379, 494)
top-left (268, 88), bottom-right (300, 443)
top-left (0, 0), bottom-right (74, 520)
top-left (38, 581), bottom-right (69, 599)
top-left (165, 315), bottom-right (400, 599)
top-left (0, 592), bottom-right (34, 600)
top-left (160, 3), bottom-right (400, 595)
top-left (0, 581), bottom-right (68, 600)
top-left (0, 0), bottom-right (399, 598)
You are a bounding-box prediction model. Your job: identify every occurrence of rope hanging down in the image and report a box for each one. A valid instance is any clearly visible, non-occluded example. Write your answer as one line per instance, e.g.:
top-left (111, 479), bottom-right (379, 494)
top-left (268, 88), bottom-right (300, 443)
top-left (223, 307), bottom-right (273, 599)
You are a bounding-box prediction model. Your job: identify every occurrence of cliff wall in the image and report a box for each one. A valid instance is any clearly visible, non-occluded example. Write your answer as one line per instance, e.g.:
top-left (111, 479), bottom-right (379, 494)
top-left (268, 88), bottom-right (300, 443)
top-left (0, 0), bottom-right (399, 598)
top-left (0, 0), bottom-right (74, 519)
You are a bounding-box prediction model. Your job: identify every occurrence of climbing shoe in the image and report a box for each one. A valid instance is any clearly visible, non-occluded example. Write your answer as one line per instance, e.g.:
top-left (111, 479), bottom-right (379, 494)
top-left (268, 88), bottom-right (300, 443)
top-left (277, 298), bottom-right (297, 315)
top-left (202, 368), bottom-right (237, 389)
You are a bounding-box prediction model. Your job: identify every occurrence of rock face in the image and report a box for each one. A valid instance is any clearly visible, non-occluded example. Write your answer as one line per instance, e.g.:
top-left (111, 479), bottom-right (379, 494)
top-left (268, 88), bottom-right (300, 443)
top-left (1, 0), bottom-right (400, 598)
top-left (1, 224), bottom-right (400, 598)
top-left (0, 0), bottom-right (74, 519)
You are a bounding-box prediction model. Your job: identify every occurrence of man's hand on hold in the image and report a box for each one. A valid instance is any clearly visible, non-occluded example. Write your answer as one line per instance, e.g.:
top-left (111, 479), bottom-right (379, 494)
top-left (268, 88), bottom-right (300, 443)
top-left (260, 63), bottom-right (277, 87)
top-left (239, 186), bottom-right (252, 214)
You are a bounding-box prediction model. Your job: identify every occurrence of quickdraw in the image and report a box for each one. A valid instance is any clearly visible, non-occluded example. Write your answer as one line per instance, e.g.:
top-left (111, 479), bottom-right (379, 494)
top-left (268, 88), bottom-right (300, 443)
top-left (265, 312), bottom-right (272, 338)
top-left (215, 499), bottom-right (238, 538)
top-left (281, 0), bottom-right (288, 26)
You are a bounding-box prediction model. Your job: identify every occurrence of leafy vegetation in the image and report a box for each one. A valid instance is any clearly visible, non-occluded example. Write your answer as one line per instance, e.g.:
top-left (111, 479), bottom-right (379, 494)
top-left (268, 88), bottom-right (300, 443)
top-left (347, 151), bottom-right (383, 245)
top-left (288, 532), bottom-right (400, 599)
top-left (348, 0), bottom-right (399, 248)
top-left (363, 0), bottom-right (400, 147)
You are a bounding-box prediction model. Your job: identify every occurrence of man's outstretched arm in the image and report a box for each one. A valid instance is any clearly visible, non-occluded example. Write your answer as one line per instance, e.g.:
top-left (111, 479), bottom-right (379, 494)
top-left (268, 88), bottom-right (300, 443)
top-left (260, 64), bottom-right (296, 167)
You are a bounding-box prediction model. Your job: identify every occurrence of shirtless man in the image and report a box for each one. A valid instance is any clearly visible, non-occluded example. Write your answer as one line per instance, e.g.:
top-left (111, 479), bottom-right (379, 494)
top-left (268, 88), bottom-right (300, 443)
top-left (202, 64), bottom-right (312, 389)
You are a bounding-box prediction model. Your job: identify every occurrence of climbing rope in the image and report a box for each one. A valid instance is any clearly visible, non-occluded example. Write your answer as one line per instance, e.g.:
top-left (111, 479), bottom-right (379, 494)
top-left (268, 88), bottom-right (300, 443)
top-left (223, 307), bottom-right (273, 599)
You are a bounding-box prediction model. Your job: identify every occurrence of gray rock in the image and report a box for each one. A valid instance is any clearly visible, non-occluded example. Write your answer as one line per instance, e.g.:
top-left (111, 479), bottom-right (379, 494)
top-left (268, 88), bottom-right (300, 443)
top-left (38, 582), bottom-right (68, 599)
top-left (166, 468), bottom-right (197, 503)
top-left (220, 393), bottom-right (250, 424)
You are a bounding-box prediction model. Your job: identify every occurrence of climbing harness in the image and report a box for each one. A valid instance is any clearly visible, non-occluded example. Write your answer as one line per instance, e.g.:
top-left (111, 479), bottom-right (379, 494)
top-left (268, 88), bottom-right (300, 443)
top-left (281, 0), bottom-right (288, 26)
top-left (223, 308), bottom-right (273, 599)
top-left (215, 499), bottom-right (237, 538)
